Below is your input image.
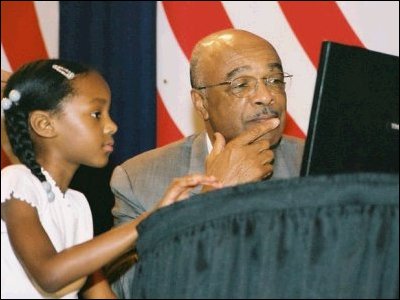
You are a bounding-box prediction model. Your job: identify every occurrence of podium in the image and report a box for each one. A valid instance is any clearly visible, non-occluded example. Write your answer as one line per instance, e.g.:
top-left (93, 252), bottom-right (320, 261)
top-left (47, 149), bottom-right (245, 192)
top-left (131, 173), bottom-right (399, 299)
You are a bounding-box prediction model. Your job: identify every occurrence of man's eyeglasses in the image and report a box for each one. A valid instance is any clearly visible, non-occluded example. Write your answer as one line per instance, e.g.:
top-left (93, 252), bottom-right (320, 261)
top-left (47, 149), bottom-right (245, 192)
top-left (194, 72), bottom-right (293, 98)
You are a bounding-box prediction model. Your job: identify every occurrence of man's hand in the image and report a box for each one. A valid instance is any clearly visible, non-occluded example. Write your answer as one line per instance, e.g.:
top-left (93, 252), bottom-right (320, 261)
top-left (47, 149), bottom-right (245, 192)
top-left (204, 118), bottom-right (280, 191)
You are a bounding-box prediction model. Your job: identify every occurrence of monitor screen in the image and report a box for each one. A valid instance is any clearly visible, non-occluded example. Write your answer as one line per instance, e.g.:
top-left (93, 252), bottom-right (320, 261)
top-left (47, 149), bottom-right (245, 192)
top-left (301, 41), bottom-right (399, 176)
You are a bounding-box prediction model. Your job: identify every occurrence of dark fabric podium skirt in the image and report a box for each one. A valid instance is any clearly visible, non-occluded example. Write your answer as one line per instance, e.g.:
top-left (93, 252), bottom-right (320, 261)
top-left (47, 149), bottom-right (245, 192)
top-left (131, 173), bottom-right (399, 299)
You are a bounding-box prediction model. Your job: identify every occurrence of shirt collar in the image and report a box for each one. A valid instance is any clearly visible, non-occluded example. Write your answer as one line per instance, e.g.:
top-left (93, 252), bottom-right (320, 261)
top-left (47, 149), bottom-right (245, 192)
top-left (206, 133), bottom-right (213, 154)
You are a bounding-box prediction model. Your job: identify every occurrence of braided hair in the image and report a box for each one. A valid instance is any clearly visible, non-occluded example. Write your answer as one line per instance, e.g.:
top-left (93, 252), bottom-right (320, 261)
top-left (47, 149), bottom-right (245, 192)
top-left (2, 59), bottom-right (91, 184)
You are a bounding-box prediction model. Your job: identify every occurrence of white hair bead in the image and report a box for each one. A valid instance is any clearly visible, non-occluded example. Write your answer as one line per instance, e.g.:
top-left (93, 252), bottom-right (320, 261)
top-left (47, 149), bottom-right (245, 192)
top-left (42, 181), bottom-right (52, 192)
top-left (9, 89), bottom-right (21, 102)
top-left (41, 181), bottom-right (55, 201)
top-left (47, 191), bottom-right (55, 202)
top-left (1, 89), bottom-right (21, 111)
top-left (1, 97), bottom-right (12, 110)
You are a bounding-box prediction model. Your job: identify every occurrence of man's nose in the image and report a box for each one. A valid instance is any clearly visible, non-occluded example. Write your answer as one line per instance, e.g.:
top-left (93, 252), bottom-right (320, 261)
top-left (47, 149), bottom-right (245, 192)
top-left (251, 79), bottom-right (274, 106)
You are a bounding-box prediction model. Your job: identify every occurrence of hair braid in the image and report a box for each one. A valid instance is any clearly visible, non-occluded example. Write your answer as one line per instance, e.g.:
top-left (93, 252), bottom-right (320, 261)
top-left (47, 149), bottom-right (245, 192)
top-left (6, 109), bottom-right (46, 182)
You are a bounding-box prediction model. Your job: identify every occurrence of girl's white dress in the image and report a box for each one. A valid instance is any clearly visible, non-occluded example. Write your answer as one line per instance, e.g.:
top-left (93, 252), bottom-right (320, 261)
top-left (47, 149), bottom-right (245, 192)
top-left (1, 164), bottom-right (93, 299)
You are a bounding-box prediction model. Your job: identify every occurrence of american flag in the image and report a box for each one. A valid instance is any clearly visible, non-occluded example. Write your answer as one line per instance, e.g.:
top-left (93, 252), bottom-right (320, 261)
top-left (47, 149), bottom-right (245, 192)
top-left (2, 1), bottom-right (399, 169)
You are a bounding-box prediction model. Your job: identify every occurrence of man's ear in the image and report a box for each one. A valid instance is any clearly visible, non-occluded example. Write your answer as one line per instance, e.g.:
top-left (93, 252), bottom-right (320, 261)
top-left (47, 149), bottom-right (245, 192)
top-left (29, 111), bottom-right (56, 138)
top-left (191, 89), bottom-right (209, 121)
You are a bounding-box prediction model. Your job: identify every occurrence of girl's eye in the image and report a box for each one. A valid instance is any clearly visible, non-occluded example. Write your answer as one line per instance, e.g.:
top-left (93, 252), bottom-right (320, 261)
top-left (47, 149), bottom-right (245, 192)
top-left (91, 112), bottom-right (101, 119)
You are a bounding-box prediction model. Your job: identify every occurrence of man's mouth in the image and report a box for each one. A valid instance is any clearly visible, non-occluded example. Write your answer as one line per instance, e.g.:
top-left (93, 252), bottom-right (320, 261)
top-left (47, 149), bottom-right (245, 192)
top-left (247, 107), bottom-right (279, 123)
top-left (248, 115), bottom-right (277, 123)
top-left (247, 111), bottom-right (279, 124)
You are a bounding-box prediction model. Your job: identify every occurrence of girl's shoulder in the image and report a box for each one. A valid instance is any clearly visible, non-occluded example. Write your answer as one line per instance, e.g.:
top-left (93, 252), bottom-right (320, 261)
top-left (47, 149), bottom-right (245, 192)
top-left (1, 164), bottom-right (37, 184)
top-left (2, 163), bottom-right (32, 175)
top-left (1, 164), bottom-right (45, 207)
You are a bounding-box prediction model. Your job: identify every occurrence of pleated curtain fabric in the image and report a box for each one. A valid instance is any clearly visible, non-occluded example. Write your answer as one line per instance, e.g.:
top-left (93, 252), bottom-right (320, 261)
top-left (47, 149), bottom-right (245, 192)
top-left (132, 173), bottom-right (399, 299)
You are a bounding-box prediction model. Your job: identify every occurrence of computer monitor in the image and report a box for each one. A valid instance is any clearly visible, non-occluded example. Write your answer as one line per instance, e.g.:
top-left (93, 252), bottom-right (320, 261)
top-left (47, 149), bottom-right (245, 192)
top-left (300, 41), bottom-right (399, 176)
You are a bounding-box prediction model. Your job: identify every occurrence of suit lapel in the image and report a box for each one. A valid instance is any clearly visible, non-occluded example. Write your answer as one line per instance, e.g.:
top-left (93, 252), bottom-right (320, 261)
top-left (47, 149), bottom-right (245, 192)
top-left (188, 132), bottom-right (208, 195)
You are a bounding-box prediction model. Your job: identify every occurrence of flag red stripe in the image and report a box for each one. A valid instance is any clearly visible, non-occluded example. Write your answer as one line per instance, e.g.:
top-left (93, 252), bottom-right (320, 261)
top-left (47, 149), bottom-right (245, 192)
top-left (285, 113), bottom-right (305, 138)
top-left (1, 1), bottom-right (49, 70)
top-left (278, 1), bottom-right (364, 68)
top-left (158, 1), bottom-right (233, 146)
top-left (157, 92), bottom-right (184, 147)
top-left (162, 1), bottom-right (233, 60)
top-left (1, 1), bottom-right (49, 168)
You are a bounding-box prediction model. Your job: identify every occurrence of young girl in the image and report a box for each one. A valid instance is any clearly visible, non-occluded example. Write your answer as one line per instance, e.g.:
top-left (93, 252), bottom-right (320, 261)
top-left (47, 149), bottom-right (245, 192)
top-left (1, 59), bottom-right (222, 299)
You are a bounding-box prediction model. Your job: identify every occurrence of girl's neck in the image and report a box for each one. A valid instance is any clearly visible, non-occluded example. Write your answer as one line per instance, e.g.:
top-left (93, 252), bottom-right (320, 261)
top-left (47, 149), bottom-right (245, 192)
top-left (36, 157), bottom-right (79, 193)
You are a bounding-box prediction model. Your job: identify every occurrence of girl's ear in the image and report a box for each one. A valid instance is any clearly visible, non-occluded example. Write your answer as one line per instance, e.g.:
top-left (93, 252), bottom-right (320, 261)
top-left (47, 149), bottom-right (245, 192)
top-left (29, 111), bottom-right (56, 138)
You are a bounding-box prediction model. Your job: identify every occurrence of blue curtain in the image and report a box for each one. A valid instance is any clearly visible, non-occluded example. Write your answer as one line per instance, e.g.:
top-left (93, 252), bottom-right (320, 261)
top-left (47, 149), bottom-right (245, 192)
top-left (59, 1), bottom-right (156, 234)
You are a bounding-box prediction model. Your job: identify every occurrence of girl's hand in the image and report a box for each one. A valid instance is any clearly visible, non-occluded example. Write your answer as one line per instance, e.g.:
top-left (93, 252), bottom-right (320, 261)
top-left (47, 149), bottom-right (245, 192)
top-left (155, 174), bottom-right (223, 209)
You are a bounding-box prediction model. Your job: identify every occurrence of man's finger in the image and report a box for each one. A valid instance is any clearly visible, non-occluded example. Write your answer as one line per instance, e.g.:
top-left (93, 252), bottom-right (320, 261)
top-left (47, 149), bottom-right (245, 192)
top-left (232, 118), bottom-right (280, 146)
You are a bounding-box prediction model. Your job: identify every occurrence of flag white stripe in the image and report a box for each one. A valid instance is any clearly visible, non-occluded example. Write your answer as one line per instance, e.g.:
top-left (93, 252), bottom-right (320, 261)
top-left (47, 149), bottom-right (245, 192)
top-left (33, 1), bottom-right (59, 59)
top-left (337, 1), bottom-right (399, 56)
top-left (157, 2), bottom-right (203, 136)
top-left (1, 45), bottom-right (12, 72)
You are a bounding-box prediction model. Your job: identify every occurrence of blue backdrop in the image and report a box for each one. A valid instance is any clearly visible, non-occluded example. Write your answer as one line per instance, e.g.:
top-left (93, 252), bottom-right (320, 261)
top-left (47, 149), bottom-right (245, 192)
top-left (59, 1), bottom-right (157, 234)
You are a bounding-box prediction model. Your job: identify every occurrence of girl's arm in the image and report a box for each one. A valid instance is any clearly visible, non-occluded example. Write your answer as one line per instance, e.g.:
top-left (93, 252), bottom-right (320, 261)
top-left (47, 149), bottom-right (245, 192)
top-left (80, 270), bottom-right (116, 299)
top-left (2, 198), bottom-right (145, 293)
top-left (1, 174), bottom-right (221, 294)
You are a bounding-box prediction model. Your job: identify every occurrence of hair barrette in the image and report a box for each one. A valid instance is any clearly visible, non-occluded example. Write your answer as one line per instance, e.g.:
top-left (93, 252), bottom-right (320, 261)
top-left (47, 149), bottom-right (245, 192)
top-left (52, 64), bottom-right (75, 80)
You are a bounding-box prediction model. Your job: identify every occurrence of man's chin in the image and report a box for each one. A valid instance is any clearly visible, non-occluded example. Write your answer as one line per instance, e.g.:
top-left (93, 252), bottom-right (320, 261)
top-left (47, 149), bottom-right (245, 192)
top-left (253, 132), bottom-right (282, 147)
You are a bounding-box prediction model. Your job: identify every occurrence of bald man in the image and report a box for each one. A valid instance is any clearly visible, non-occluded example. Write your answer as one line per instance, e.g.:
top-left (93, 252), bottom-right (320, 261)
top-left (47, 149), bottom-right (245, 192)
top-left (109, 29), bottom-right (304, 297)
